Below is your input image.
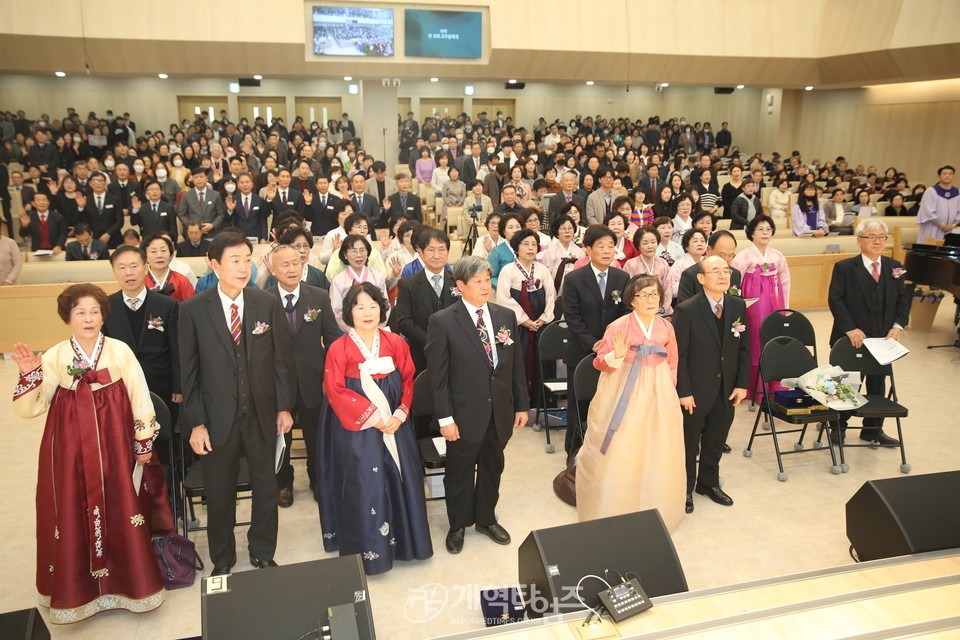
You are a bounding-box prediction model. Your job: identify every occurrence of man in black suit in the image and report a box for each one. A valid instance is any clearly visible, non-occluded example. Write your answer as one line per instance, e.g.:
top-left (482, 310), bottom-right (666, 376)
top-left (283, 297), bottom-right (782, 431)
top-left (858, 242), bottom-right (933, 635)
top-left (65, 223), bottom-right (108, 260)
top-left (828, 220), bottom-right (910, 445)
top-left (674, 255), bottom-right (750, 513)
top-left (638, 163), bottom-right (662, 204)
top-left (350, 173), bottom-right (380, 226)
top-left (176, 222), bottom-right (210, 258)
top-left (177, 167), bottom-right (226, 237)
top-left (395, 228), bottom-right (455, 373)
top-left (263, 168), bottom-right (301, 223)
top-left (382, 174), bottom-right (423, 228)
top-left (561, 226), bottom-right (630, 453)
top-left (546, 171), bottom-right (585, 227)
top-left (180, 233), bottom-right (294, 575)
top-left (27, 130), bottom-right (58, 179)
top-left (457, 142), bottom-right (484, 184)
top-left (267, 244), bottom-right (339, 507)
top-left (18, 193), bottom-right (66, 253)
top-left (77, 172), bottom-right (123, 248)
top-left (340, 112), bottom-right (356, 139)
top-left (131, 180), bottom-right (178, 243)
top-left (104, 245), bottom-right (181, 417)
top-left (677, 230), bottom-right (742, 304)
top-left (107, 163), bottom-right (143, 216)
top-left (296, 174), bottom-right (339, 236)
top-left (226, 174), bottom-right (269, 242)
top-left (426, 255), bottom-right (528, 554)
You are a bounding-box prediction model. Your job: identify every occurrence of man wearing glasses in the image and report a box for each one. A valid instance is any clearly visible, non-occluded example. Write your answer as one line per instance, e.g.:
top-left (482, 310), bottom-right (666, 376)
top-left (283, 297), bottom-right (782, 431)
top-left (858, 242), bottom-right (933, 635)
top-left (674, 255), bottom-right (750, 514)
top-left (827, 220), bottom-right (910, 445)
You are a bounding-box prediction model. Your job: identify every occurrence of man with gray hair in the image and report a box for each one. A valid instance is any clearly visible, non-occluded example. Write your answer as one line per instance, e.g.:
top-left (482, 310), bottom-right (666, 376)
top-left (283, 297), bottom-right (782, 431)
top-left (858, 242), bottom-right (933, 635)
top-left (828, 219), bottom-right (910, 445)
top-left (425, 255), bottom-right (528, 554)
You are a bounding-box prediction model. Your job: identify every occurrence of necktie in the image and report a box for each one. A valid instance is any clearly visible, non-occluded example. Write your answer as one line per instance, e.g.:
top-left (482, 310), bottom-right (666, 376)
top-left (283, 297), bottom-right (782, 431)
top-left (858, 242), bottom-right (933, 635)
top-left (320, 195), bottom-right (326, 209)
top-left (604, 193), bottom-right (612, 212)
top-left (358, 194), bottom-right (363, 209)
top-left (715, 302), bottom-right (723, 319)
top-left (871, 261), bottom-right (880, 283)
top-left (285, 293), bottom-right (297, 331)
top-left (40, 214), bottom-right (46, 224)
top-left (244, 196), bottom-right (249, 212)
top-left (152, 202), bottom-right (158, 215)
top-left (229, 303), bottom-right (241, 344)
top-left (199, 190), bottom-right (205, 205)
top-left (431, 273), bottom-right (442, 298)
top-left (82, 244), bottom-right (89, 258)
top-left (128, 298), bottom-right (139, 311)
top-left (598, 271), bottom-right (606, 298)
top-left (96, 195), bottom-right (103, 212)
top-left (475, 309), bottom-right (494, 368)
top-left (281, 191), bottom-right (287, 207)
top-left (565, 192), bottom-right (571, 203)
top-left (401, 193), bottom-right (407, 210)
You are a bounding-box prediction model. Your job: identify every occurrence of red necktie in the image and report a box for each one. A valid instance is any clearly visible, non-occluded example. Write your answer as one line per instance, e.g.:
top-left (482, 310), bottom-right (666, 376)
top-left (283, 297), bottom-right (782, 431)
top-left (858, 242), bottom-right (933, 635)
top-left (715, 303), bottom-right (722, 319)
top-left (229, 303), bottom-right (241, 344)
top-left (871, 262), bottom-right (880, 283)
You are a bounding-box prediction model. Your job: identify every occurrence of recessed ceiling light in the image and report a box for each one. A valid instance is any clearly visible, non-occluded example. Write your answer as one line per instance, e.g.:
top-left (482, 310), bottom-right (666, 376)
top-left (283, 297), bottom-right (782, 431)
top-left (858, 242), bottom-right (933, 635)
top-left (805, 85), bottom-right (814, 91)
top-left (659, 82), bottom-right (669, 88)
top-left (736, 84), bottom-right (745, 89)
top-left (585, 80), bottom-right (595, 86)
top-left (158, 73), bottom-right (168, 79)
top-left (54, 71), bottom-right (66, 77)
top-left (343, 75), bottom-right (353, 81)
top-left (507, 79), bottom-right (517, 84)
top-left (253, 74), bottom-right (262, 80)
top-left (430, 77), bottom-right (439, 82)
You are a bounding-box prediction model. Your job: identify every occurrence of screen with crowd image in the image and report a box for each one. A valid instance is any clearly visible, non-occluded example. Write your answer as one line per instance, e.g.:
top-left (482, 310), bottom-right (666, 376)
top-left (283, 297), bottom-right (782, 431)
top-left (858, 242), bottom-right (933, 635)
top-left (312, 6), bottom-right (394, 56)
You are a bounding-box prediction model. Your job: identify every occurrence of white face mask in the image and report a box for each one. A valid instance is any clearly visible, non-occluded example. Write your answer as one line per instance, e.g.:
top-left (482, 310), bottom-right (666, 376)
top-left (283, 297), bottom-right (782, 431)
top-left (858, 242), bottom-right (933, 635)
top-left (225, 183), bottom-right (237, 193)
top-left (318, 141), bottom-right (326, 149)
top-left (104, 159), bottom-right (115, 169)
top-left (464, 148), bottom-right (473, 156)
top-left (456, 133), bottom-right (463, 141)
top-left (156, 168), bottom-right (168, 180)
top-left (133, 164), bottom-right (144, 173)
top-left (465, 126), bottom-right (472, 132)
top-left (487, 147), bottom-right (495, 155)
top-left (173, 158), bottom-right (183, 167)
top-left (531, 154), bottom-right (538, 161)
top-left (442, 144), bottom-right (449, 150)
top-left (73, 136), bottom-right (81, 143)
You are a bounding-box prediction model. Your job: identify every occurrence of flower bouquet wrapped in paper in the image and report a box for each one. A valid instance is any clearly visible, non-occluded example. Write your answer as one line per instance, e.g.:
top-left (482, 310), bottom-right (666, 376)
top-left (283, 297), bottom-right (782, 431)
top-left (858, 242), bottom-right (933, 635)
top-left (781, 365), bottom-right (867, 411)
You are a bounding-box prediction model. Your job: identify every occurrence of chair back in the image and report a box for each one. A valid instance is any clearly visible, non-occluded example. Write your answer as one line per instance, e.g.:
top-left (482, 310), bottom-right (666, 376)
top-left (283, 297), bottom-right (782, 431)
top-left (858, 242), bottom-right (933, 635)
top-left (760, 309), bottom-right (817, 358)
top-left (150, 392), bottom-right (172, 443)
top-left (572, 354), bottom-right (600, 409)
top-left (759, 336), bottom-right (818, 384)
top-left (829, 337), bottom-right (892, 378)
top-left (411, 369), bottom-right (436, 440)
top-left (537, 321), bottom-right (569, 363)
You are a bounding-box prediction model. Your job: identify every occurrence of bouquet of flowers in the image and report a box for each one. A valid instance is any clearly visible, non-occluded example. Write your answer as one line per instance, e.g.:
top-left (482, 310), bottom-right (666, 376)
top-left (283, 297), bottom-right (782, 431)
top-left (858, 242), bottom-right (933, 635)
top-left (783, 365), bottom-right (867, 410)
top-left (912, 286), bottom-right (944, 304)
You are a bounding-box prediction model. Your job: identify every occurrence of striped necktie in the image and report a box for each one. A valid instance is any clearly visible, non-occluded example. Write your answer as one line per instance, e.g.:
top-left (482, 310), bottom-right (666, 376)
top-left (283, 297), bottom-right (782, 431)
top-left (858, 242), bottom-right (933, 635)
top-left (229, 303), bottom-right (241, 344)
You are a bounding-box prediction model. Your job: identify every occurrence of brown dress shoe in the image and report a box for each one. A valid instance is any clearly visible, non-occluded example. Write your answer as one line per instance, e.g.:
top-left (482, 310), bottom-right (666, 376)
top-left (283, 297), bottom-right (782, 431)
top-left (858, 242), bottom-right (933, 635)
top-left (278, 487), bottom-right (294, 508)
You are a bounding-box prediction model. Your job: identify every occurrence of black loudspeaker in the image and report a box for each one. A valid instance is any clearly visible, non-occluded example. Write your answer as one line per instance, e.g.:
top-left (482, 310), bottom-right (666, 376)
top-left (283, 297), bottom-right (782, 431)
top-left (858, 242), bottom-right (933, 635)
top-left (713, 87), bottom-right (735, 94)
top-left (238, 78), bottom-right (261, 87)
top-left (846, 471), bottom-right (960, 562)
top-left (504, 82), bottom-right (526, 90)
top-left (202, 555), bottom-right (375, 640)
top-left (0, 608), bottom-right (50, 640)
top-left (518, 509), bottom-right (687, 618)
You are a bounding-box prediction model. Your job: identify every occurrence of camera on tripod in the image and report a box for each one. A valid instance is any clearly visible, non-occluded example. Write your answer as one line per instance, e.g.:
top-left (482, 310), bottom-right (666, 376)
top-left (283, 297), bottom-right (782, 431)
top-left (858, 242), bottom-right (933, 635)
top-left (467, 203), bottom-right (483, 218)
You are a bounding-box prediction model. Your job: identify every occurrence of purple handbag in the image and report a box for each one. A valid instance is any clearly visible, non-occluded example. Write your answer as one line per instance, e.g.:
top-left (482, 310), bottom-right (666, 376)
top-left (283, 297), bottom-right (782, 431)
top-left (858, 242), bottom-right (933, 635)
top-left (153, 532), bottom-right (204, 589)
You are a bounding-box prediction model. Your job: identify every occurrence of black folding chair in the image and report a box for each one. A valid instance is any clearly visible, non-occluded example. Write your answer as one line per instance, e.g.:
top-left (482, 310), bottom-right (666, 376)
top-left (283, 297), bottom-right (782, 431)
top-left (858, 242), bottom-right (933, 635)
top-left (533, 321), bottom-right (570, 454)
top-left (743, 336), bottom-right (842, 481)
top-left (149, 392), bottom-right (178, 534)
top-left (829, 338), bottom-right (910, 473)
top-left (178, 426), bottom-right (253, 537)
top-left (411, 370), bottom-right (446, 501)
top-left (569, 354), bottom-right (601, 452)
top-left (751, 309), bottom-right (818, 413)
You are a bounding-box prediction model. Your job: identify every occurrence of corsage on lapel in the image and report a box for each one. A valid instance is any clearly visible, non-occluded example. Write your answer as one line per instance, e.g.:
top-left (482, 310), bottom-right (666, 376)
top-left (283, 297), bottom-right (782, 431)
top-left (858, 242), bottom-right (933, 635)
top-left (495, 327), bottom-right (514, 346)
top-left (610, 290), bottom-right (621, 304)
top-left (253, 321), bottom-right (271, 335)
top-left (303, 309), bottom-right (320, 323)
top-left (147, 316), bottom-right (165, 332)
top-left (450, 286), bottom-right (462, 298)
top-left (727, 285), bottom-right (741, 297)
top-left (891, 267), bottom-right (906, 279)
top-left (730, 317), bottom-right (746, 338)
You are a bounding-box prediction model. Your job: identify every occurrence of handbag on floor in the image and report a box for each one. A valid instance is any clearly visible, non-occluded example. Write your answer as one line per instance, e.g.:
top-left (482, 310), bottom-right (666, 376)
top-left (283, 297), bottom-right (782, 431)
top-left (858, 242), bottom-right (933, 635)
top-left (553, 454), bottom-right (577, 506)
top-left (153, 532), bottom-right (204, 589)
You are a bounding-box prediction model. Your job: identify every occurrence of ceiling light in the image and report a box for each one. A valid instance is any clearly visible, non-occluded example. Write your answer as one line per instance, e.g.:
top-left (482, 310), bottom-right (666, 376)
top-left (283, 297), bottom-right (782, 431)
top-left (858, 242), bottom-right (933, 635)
top-left (585, 80), bottom-right (595, 86)
top-left (660, 82), bottom-right (669, 88)
top-left (430, 77), bottom-right (439, 82)
top-left (54, 71), bottom-right (66, 77)
top-left (464, 85), bottom-right (474, 96)
top-left (343, 75), bottom-right (353, 81)
top-left (253, 74), bottom-right (262, 80)
top-left (805, 85), bottom-right (814, 91)
top-left (736, 84), bottom-right (744, 89)
top-left (507, 79), bottom-right (517, 84)
top-left (158, 73), bottom-right (168, 79)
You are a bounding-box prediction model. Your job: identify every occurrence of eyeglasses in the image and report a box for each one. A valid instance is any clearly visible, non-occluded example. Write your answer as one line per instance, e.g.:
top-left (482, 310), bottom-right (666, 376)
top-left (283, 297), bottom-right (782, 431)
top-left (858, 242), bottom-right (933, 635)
top-left (633, 292), bottom-right (660, 302)
top-left (858, 234), bottom-right (887, 242)
top-left (347, 247), bottom-right (368, 255)
top-left (290, 243), bottom-right (311, 251)
top-left (704, 268), bottom-right (734, 276)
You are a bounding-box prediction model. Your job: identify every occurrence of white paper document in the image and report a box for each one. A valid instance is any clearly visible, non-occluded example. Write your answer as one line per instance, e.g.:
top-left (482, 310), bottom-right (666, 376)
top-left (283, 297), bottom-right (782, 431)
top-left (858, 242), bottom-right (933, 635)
top-left (275, 433), bottom-right (287, 473)
top-left (862, 338), bottom-right (910, 366)
top-left (432, 436), bottom-right (447, 458)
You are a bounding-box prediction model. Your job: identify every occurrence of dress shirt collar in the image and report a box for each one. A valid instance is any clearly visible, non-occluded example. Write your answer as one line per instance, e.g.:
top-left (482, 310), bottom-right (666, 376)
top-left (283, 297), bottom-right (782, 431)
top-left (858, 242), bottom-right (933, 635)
top-left (460, 299), bottom-right (498, 368)
top-left (217, 283), bottom-right (244, 321)
top-left (861, 253), bottom-right (881, 272)
top-left (590, 263), bottom-right (610, 279)
top-left (125, 287), bottom-right (147, 309)
top-left (279, 282), bottom-right (301, 306)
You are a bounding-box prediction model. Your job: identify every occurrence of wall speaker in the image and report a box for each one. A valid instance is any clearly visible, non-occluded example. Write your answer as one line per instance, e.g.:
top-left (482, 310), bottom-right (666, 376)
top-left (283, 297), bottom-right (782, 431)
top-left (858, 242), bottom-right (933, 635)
top-left (846, 471), bottom-right (960, 562)
top-left (713, 87), bottom-right (735, 94)
top-left (237, 78), bottom-right (260, 87)
top-left (505, 82), bottom-right (526, 90)
top-left (0, 608), bottom-right (50, 640)
top-left (518, 509), bottom-right (687, 619)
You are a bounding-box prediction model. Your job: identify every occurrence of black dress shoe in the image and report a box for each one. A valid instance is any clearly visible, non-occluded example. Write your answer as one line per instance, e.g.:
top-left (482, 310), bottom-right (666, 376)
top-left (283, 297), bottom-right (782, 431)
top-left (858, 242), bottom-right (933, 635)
top-left (249, 554), bottom-right (279, 569)
top-left (861, 431), bottom-right (900, 446)
top-left (475, 523), bottom-right (511, 545)
top-left (695, 485), bottom-right (734, 506)
top-left (685, 493), bottom-right (694, 514)
top-left (722, 443), bottom-right (732, 453)
top-left (446, 528), bottom-right (464, 554)
top-left (211, 555), bottom-right (237, 576)
top-left (278, 487), bottom-right (294, 508)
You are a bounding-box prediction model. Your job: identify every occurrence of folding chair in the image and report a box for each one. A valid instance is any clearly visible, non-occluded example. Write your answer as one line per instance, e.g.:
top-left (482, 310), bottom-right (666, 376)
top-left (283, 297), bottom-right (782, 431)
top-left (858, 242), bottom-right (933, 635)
top-left (569, 354), bottom-right (600, 453)
top-left (149, 392), bottom-right (178, 535)
top-left (743, 336), bottom-right (842, 481)
top-left (411, 370), bottom-right (445, 501)
top-left (828, 338), bottom-right (910, 473)
top-left (532, 321), bottom-right (569, 454)
top-left (750, 309), bottom-right (817, 413)
top-left (178, 428), bottom-right (253, 537)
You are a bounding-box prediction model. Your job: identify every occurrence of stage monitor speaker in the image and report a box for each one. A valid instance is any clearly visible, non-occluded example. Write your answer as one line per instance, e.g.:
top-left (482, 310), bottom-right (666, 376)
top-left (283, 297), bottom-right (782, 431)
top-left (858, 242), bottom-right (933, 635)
top-left (202, 555), bottom-right (375, 640)
top-left (504, 82), bottom-right (526, 90)
top-left (846, 471), bottom-right (960, 562)
top-left (238, 78), bottom-right (261, 87)
top-left (518, 509), bottom-right (687, 619)
top-left (714, 87), bottom-right (735, 94)
top-left (0, 608), bottom-right (50, 640)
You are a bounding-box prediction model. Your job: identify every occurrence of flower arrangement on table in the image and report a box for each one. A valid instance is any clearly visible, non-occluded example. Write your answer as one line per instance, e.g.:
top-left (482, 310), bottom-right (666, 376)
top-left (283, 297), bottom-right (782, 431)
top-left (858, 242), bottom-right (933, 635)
top-left (912, 286), bottom-right (944, 304)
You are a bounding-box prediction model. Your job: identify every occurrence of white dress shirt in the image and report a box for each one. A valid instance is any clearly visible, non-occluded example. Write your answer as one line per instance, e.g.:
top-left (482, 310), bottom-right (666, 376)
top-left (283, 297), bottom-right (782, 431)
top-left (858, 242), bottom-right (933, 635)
top-left (217, 284), bottom-right (244, 330)
top-left (125, 287), bottom-right (147, 311)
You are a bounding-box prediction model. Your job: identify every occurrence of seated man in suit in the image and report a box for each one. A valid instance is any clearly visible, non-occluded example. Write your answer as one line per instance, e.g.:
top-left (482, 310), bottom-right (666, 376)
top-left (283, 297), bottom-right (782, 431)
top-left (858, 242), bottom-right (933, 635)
top-left (103, 244), bottom-right (181, 419)
top-left (382, 173), bottom-right (423, 229)
top-left (267, 244), bottom-right (340, 507)
top-left (677, 230), bottom-right (742, 304)
top-left (425, 255), bottom-right (528, 554)
top-left (546, 171), bottom-right (585, 227)
top-left (394, 228), bottom-right (456, 373)
top-left (561, 226), bottom-right (630, 454)
top-left (18, 192), bottom-right (66, 254)
top-left (177, 167), bottom-right (226, 237)
top-left (65, 222), bottom-right (109, 260)
top-left (131, 180), bottom-right (178, 243)
top-left (177, 221), bottom-right (211, 258)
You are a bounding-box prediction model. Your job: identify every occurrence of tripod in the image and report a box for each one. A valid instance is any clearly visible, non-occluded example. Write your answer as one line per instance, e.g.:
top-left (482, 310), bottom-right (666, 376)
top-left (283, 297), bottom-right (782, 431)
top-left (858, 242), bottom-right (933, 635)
top-left (462, 212), bottom-right (481, 255)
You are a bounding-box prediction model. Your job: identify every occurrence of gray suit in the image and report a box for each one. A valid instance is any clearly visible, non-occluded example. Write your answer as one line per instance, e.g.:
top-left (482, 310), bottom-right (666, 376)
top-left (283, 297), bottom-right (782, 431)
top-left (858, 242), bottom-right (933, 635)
top-left (177, 188), bottom-right (226, 236)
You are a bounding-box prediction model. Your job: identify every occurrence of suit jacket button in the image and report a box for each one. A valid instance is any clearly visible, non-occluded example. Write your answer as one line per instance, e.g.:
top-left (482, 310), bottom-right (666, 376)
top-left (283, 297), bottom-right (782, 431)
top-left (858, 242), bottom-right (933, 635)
top-left (486, 398), bottom-right (491, 403)
top-left (716, 373), bottom-right (722, 378)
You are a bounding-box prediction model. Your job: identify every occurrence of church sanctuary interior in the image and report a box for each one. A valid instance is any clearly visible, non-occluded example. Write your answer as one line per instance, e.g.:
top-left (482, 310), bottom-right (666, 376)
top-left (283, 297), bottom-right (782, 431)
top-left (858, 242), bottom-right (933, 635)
top-left (2, 0), bottom-right (960, 638)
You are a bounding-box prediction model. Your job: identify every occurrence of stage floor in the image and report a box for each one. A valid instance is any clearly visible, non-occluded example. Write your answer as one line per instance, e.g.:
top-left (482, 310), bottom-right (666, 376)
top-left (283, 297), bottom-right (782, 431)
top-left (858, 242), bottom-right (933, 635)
top-left (1, 306), bottom-right (959, 639)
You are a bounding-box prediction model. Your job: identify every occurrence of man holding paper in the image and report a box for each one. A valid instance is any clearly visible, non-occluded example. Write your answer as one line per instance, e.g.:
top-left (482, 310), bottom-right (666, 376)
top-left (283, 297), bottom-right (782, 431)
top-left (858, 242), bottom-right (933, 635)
top-left (828, 219), bottom-right (911, 445)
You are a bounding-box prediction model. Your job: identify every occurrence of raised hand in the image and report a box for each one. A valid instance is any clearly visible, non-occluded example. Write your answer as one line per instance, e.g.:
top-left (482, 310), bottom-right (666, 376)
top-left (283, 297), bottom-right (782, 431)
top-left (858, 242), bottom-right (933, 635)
top-left (302, 190), bottom-right (313, 205)
top-left (612, 329), bottom-right (628, 359)
top-left (266, 185), bottom-right (277, 201)
top-left (130, 195), bottom-right (141, 211)
top-left (11, 343), bottom-right (42, 374)
top-left (74, 192), bottom-right (87, 209)
top-left (225, 195), bottom-right (236, 212)
top-left (48, 182), bottom-right (59, 196)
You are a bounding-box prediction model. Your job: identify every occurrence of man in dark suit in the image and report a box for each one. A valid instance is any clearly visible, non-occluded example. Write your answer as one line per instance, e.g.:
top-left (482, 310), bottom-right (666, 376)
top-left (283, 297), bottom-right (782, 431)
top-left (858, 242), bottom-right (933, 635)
top-left (426, 255), bottom-right (528, 554)
top-left (177, 167), bottom-right (226, 237)
top-left (226, 174), bottom-right (268, 241)
top-left (350, 173), bottom-right (380, 226)
top-left (176, 222), bottom-right (210, 258)
top-left (457, 142), bottom-right (484, 184)
top-left (107, 163), bottom-right (143, 216)
top-left (131, 180), bottom-right (178, 243)
top-left (77, 172), bottom-right (123, 248)
top-left (65, 223), bottom-right (108, 260)
top-left (638, 163), bottom-right (662, 204)
top-left (296, 174), bottom-right (339, 236)
top-left (561, 226), bottom-right (630, 453)
top-left (27, 130), bottom-right (58, 179)
top-left (395, 229), bottom-right (456, 372)
top-left (267, 244), bottom-right (339, 507)
top-left (180, 233), bottom-right (294, 575)
top-left (546, 171), bottom-right (586, 227)
top-left (674, 256), bottom-right (750, 513)
top-left (340, 112), bottom-right (356, 139)
top-left (382, 174), bottom-right (423, 228)
top-left (263, 168), bottom-right (301, 223)
top-left (828, 220), bottom-right (910, 445)
top-left (18, 193), bottom-right (67, 253)
top-left (677, 230), bottom-right (742, 304)
top-left (104, 245), bottom-right (181, 417)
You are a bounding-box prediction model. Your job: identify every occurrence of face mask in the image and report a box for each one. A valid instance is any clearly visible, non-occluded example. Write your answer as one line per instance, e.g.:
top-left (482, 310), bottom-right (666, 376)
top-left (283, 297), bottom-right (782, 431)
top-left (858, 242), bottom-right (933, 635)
top-left (241, 120), bottom-right (248, 126)
top-left (156, 168), bottom-right (168, 180)
top-left (531, 154), bottom-right (538, 161)
top-left (173, 158), bottom-right (183, 167)
top-left (487, 147), bottom-right (495, 155)
top-left (225, 183), bottom-right (237, 193)
top-left (104, 159), bottom-right (115, 169)
top-left (464, 148), bottom-right (472, 156)
top-left (465, 126), bottom-right (472, 132)
top-left (133, 164), bottom-right (144, 173)
top-left (442, 144), bottom-right (449, 150)
top-left (456, 133), bottom-right (463, 141)
top-left (544, 149), bottom-right (553, 156)
top-left (73, 136), bottom-right (81, 143)
top-left (38, 121), bottom-right (47, 127)
top-left (318, 141), bottom-right (327, 149)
